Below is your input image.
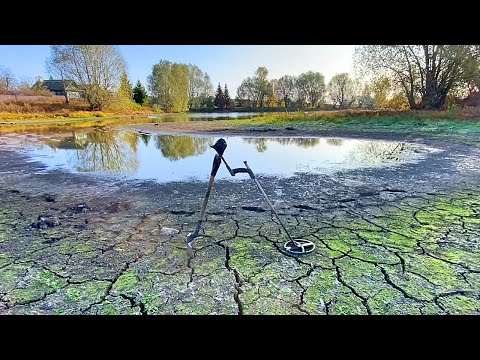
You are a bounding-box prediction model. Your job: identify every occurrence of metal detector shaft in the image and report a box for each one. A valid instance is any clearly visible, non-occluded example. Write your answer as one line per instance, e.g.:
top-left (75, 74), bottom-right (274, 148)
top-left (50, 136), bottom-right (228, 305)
top-left (186, 154), bottom-right (222, 257)
top-left (243, 161), bottom-right (296, 244)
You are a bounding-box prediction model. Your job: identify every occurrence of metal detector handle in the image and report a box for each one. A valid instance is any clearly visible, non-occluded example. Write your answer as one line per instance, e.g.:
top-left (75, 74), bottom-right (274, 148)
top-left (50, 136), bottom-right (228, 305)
top-left (216, 155), bottom-right (250, 177)
top-left (210, 154), bottom-right (222, 176)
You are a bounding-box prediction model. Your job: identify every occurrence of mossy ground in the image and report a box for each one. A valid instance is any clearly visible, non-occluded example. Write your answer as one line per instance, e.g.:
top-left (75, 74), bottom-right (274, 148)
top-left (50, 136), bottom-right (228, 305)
top-left (1, 182), bottom-right (480, 315)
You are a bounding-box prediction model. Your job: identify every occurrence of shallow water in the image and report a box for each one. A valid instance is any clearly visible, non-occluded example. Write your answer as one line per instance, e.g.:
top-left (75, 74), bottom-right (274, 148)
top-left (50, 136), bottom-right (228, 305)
top-left (148, 112), bottom-right (264, 122)
top-left (0, 127), bottom-right (434, 183)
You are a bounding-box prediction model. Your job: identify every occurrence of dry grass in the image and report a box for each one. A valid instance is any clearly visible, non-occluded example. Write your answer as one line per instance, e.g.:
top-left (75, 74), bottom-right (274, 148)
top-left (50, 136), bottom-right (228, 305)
top-left (0, 117), bottom-right (156, 134)
top-left (0, 97), bottom-right (159, 121)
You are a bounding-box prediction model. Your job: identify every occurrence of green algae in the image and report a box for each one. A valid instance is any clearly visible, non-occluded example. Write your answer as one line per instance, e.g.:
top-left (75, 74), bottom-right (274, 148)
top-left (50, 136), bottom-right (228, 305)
top-left (335, 258), bottom-right (388, 300)
top-left (404, 253), bottom-right (465, 292)
top-left (0, 263), bottom-right (33, 293)
top-left (381, 264), bottom-right (437, 301)
top-left (2, 180), bottom-right (480, 315)
top-left (8, 269), bottom-right (67, 305)
top-left (0, 253), bottom-right (12, 268)
top-left (112, 269), bottom-right (139, 294)
top-left (368, 288), bottom-right (422, 315)
top-left (437, 294), bottom-right (480, 314)
top-left (63, 280), bottom-right (110, 309)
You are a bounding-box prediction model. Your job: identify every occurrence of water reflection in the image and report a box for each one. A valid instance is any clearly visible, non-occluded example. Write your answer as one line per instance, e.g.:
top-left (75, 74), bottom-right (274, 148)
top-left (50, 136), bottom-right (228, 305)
top-left (348, 141), bottom-right (410, 164)
top-left (243, 138), bottom-right (268, 152)
top-left (149, 112), bottom-right (264, 123)
top-left (325, 138), bottom-right (344, 146)
top-left (17, 129), bottom-right (431, 182)
top-left (154, 135), bottom-right (212, 160)
top-left (242, 137), bottom-right (320, 152)
top-left (139, 132), bottom-right (151, 146)
top-left (72, 129), bottom-right (138, 173)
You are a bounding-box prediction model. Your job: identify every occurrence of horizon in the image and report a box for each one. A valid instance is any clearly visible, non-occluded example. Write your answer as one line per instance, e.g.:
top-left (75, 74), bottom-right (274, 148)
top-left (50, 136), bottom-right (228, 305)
top-left (0, 45), bottom-right (357, 95)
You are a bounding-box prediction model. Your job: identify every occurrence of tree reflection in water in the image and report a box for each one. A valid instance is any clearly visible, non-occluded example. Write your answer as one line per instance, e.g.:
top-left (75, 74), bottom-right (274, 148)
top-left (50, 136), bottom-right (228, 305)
top-left (347, 141), bottom-right (412, 165)
top-left (325, 138), bottom-right (344, 146)
top-left (139, 133), bottom-right (151, 146)
top-left (72, 128), bottom-right (139, 173)
top-left (47, 128), bottom-right (140, 172)
top-left (243, 137), bottom-right (320, 152)
top-left (243, 138), bottom-right (268, 152)
top-left (154, 135), bottom-right (212, 160)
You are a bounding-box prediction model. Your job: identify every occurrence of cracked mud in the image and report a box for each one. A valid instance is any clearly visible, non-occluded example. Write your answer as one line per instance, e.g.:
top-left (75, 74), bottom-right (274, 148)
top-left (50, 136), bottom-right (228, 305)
top-left (1, 131), bottom-right (480, 314)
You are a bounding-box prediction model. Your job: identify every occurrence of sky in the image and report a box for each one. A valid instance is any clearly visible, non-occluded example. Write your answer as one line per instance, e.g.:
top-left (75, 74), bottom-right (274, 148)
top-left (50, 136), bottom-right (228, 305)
top-left (0, 45), bottom-right (357, 94)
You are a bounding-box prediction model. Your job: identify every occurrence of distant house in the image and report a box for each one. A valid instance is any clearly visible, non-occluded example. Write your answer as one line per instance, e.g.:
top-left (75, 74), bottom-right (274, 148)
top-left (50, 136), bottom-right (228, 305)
top-left (32, 77), bottom-right (85, 99)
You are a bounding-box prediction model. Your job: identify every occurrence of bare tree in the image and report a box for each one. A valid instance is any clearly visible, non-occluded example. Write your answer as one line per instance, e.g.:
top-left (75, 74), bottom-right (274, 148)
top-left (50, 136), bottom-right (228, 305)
top-left (46, 45), bottom-right (126, 110)
top-left (276, 75), bottom-right (297, 108)
top-left (355, 45), bottom-right (480, 110)
top-left (296, 71), bottom-right (325, 108)
top-left (328, 73), bottom-right (356, 108)
top-left (0, 66), bottom-right (16, 92)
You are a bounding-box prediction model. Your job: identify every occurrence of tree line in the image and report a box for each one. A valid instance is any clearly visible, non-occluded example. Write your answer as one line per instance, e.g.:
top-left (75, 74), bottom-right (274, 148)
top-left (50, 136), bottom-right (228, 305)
top-left (234, 66), bottom-right (406, 110)
top-left (235, 46), bottom-right (480, 110)
top-left (2, 45), bottom-right (479, 112)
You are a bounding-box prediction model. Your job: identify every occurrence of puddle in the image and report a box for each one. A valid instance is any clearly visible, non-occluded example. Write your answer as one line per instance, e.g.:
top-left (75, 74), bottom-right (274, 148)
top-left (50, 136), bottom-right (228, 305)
top-left (0, 128), bottom-right (435, 183)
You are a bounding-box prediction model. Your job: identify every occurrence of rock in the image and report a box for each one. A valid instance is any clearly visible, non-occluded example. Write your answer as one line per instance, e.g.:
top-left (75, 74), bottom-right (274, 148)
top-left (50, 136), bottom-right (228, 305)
top-left (159, 227), bottom-right (179, 236)
top-left (43, 194), bottom-right (55, 202)
top-left (74, 203), bottom-right (90, 213)
top-left (106, 202), bottom-right (130, 213)
top-left (34, 216), bottom-right (61, 229)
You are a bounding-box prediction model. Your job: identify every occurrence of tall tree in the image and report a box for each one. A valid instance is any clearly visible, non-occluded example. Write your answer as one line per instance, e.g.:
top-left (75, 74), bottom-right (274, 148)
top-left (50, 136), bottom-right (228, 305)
top-left (355, 45), bottom-right (480, 110)
top-left (371, 76), bottom-right (391, 108)
top-left (188, 64), bottom-right (213, 109)
top-left (253, 66), bottom-right (270, 107)
top-left (276, 75), bottom-right (296, 108)
top-left (0, 66), bottom-right (16, 92)
top-left (328, 73), bottom-right (355, 108)
top-left (133, 80), bottom-right (147, 105)
top-left (118, 71), bottom-right (133, 100)
top-left (236, 67), bottom-right (271, 107)
top-left (357, 83), bottom-right (375, 109)
top-left (296, 71), bottom-right (326, 108)
top-left (224, 84), bottom-right (231, 108)
top-left (46, 45), bottom-right (126, 110)
top-left (236, 77), bottom-right (256, 107)
top-left (148, 60), bottom-right (189, 112)
top-left (214, 83), bottom-right (225, 109)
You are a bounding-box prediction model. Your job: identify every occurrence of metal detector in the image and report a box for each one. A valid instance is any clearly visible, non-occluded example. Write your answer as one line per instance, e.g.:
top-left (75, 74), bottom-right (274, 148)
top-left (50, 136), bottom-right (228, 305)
top-left (186, 138), bottom-right (315, 258)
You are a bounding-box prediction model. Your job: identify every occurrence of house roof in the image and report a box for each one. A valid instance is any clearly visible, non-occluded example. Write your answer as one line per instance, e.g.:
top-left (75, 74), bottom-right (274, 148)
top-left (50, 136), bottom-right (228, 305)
top-left (32, 80), bottom-right (82, 92)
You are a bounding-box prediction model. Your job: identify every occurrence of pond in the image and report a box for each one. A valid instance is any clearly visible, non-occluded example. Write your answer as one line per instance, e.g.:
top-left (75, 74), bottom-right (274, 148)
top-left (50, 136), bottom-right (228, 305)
top-left (148, 112), bottom-right (265, 122)
top-left (0, 127), bottom-right (433, 183)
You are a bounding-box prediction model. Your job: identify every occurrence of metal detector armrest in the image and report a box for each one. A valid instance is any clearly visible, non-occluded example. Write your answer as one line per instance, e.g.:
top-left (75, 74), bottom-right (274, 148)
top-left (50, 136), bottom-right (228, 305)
top-left (231, 167), bottom-right (250, 175)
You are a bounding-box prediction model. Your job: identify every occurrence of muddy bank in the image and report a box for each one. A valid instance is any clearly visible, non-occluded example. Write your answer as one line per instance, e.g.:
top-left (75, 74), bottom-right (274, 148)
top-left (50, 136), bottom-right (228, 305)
top-left (1, 129), bottom-right (480, 314)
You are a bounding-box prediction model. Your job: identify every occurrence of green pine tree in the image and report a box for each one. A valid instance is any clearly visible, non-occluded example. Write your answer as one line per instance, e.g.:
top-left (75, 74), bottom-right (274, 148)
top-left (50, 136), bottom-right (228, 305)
top-left (214, 83), bottom-right (225, 109)
top-left (224, 84), bottom-right (231, 109)
top-left (119, 71), bottom-right (133, 100)
top-left (133, 80), bottom-right (147, 105)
